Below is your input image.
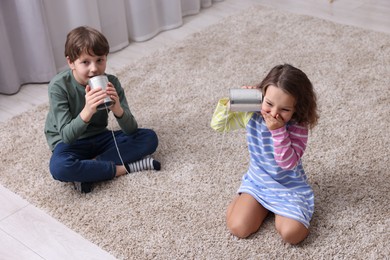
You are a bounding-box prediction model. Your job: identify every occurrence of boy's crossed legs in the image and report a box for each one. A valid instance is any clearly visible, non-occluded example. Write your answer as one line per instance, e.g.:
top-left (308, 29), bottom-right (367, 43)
top-left (50, 128), bottom-right (160, 193)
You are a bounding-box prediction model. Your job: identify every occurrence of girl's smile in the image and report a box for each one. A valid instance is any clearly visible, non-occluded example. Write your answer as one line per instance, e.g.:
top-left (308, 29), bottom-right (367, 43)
top-left (261, 84), bottom-right (296, 123)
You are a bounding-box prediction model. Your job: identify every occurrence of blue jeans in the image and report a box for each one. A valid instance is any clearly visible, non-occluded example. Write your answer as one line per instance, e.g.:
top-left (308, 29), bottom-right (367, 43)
top-left (49, 128), bottom-right (158, 183)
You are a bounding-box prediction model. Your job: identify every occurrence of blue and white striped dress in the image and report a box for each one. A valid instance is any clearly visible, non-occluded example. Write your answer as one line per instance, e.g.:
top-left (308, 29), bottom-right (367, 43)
top-left (238, 113), bottom-right (314, 228)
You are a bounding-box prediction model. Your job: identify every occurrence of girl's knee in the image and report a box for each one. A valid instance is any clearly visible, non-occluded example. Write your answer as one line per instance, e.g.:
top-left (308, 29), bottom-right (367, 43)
top-left (226, 194), bottom-right (267, 239)
top-left (227, 218), bottom-right (254, 239)
top-left (275, 217), bottom-right (309, 244)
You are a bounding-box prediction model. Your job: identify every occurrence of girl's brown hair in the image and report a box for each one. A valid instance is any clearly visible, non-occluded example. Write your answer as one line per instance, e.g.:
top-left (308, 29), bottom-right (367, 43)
top-left (65, 26), bottom-right (109, 62)
top-left (258, 64), bottom-right (319, 129)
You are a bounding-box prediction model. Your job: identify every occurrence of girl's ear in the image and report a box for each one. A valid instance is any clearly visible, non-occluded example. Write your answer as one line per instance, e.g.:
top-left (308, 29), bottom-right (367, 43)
top-left (66, 56), bottom-right (75, 70)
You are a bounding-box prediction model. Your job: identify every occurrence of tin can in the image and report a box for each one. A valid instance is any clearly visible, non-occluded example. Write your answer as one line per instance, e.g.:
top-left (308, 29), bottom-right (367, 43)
top-left (229, 88), bottom-right (262, 112)
top-left (88, 75), bottom-right (113, 110)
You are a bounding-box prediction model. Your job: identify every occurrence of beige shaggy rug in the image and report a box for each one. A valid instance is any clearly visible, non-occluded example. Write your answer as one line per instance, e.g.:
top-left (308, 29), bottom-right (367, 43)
top-left (1, 5), bottom-right (389, 259)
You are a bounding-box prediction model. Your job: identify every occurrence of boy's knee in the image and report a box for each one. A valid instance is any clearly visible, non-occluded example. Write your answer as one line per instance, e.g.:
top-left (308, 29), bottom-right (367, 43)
top-left (140, 128), bottom-right (159, 151)
top-left (49, 158), bottom-right (75, 182)
top-left (50, 165), bottom-right (67, 181)
top-left (149, 130), bottom-right (158, 147)
top-left (50, 167), bottom-right (65, 181)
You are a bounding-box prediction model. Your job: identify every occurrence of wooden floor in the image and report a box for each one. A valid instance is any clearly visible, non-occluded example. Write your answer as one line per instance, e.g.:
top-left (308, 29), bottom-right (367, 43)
top-left (1, 0), bottom-right (389, 259)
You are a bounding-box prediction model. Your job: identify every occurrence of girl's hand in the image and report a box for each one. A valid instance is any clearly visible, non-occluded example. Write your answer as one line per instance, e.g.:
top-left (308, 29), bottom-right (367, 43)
top-left (241, 85), bottom-right (257, 89)
top-left (261, 110), bottom-right (285, 130)
top-left (106, 83), bottom-right (124, 117)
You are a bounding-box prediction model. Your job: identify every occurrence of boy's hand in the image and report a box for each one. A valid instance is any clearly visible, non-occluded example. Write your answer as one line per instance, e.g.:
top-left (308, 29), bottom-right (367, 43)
top-left (80, 85), bottom-right (107, 123)
top-left (106, 83), bottom-right (124, 118)
top-left (261, 111), bottom-right (285, 130)
top-left (85, 85), bottom-right (107, 111)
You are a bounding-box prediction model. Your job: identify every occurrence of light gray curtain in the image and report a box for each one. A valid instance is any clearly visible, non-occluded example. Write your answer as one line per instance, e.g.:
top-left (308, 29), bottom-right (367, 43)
top-left (0, 0), bottom-right (222, 95)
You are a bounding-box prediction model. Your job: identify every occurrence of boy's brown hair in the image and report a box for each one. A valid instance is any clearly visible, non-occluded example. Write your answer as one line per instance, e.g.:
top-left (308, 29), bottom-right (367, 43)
top-left (258, 64), bottom-right (319, 129)
top-left (65, 26), bottom-right (109, 62)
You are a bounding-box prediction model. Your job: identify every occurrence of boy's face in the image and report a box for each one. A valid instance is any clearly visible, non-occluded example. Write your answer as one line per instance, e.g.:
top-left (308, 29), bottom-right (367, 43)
top-left (67, 51), bottom-right (107, 86)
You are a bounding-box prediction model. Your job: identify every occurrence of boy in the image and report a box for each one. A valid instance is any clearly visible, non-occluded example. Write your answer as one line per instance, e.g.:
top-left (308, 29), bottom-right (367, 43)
top-left (44, 26), bottom-right (160, 193)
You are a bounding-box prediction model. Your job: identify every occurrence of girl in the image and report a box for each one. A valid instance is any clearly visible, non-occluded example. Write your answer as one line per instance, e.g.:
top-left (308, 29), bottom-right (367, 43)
top-left (211, 64), bottom-right (319, 244)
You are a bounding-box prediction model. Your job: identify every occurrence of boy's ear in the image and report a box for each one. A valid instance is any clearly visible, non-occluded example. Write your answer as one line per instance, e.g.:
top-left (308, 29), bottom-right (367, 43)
top-left (66, 56), bottom-right (75, 69)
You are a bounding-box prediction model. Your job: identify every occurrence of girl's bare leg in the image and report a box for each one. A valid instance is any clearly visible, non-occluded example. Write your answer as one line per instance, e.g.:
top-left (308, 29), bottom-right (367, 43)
top-left (226, 193), bottom-right (269, 238)
top-left (275, 215), bottom-right (309, 244)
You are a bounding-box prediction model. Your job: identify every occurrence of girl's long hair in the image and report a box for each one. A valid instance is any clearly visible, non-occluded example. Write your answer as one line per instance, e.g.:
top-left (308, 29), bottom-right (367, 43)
top-left (258, 64), bottom-right (319, 129)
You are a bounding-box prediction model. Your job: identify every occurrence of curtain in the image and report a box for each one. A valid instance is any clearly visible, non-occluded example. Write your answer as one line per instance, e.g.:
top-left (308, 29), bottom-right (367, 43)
top-left (0, 0), bottom-right (222, 95)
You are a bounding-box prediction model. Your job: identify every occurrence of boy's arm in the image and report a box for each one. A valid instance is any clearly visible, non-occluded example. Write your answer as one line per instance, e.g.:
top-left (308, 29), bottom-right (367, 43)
top-left (49, 85), bottom-right (89, 144)
top-left (210, 98), bottom-right (253, 132)
top-left (111, 77), bottom-right (138, 134)
top-left (270, 124), bottom-right (308, 170)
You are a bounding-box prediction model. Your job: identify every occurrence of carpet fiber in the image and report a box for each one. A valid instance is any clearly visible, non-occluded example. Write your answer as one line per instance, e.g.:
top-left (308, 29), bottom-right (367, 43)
top-left (1, 5), bottom-right (389, 259)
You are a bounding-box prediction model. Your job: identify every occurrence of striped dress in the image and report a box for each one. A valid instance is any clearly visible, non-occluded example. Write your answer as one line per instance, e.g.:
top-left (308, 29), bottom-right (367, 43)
top-left (211, 98), bottom-right (314, 227)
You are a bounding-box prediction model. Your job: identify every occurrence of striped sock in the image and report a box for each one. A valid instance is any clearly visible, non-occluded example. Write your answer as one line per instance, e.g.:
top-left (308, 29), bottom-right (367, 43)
top-left (126, 157), bottom-right (161, 173)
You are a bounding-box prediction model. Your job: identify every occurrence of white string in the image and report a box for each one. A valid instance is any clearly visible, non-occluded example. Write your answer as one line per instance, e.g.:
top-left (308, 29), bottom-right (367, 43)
top-left (104, 103), bottom-right (195, 197)
top-left (104, 104), bottom-right (128, 174)
top-left (213, 107), bottom-right (229, 174)
top-left (104, 97), bottom-right (233, 197)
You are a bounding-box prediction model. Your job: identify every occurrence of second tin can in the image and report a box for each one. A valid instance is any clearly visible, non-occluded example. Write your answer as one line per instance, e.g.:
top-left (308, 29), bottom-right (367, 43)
top-left (229, 88), bottom-right (262, 112)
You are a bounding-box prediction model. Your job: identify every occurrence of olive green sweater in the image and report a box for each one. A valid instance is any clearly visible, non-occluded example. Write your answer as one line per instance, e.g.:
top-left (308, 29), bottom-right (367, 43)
top-left (44, 69), bottom-right (137, 151)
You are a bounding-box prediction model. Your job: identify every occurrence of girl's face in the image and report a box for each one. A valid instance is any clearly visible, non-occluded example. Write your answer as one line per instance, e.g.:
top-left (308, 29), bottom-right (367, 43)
top-left (67, 51), bottom-right (107, 86)
top-left (261, 85), bottom-right (296, 123)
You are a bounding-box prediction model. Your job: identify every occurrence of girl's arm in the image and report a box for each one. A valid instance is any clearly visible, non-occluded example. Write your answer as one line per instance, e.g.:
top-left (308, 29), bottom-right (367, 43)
top-left (270, 124), bottom-right (308, 170)
top-left (210, 98), bottom-right (253, 132)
